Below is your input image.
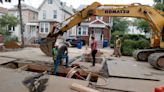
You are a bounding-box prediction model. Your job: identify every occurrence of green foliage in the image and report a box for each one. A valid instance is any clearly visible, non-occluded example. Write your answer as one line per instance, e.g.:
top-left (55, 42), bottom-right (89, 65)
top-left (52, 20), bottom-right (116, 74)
top-left (122, 34), bottom-right (147, 41)
top-left (112, 17), bottom-right (129, 33)
top-left (154, 3), bottom-right (164, 11)
top-left (0, 14), bottom-right (18, 36)
top-left (133, 19), bottom-right (151, 34)
top-left (3, 35), bottom-right (18, 45)
top-left (121, 37), bottom-right (150, 56)
top-left (153, 0), bottom-right (164, 11)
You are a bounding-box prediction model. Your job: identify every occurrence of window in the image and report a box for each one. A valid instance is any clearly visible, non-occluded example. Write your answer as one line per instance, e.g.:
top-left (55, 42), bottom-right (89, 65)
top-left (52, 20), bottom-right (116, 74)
top-left (83, 27), bottom-right (87, 35)
top-left (41, 23), bottom-right (44, 32)
top-left (48, 0), bottom-right (53, 4)
top-left (78, 26), bottom-right (88, 36)
top-left (78, 27), bottom-right (81, 35)
top-left (96, 16), bottom-right (103, 20)
top-left (45, 23), bottom-right (48, 33)
top-left (8, 26), bottom-right (15, 32)
top-left (40, 22), bottom-right (49, 33)
top-left (14, 12), bottom-right (19, 18)
top-left (43, 10), bottom-right (46, 19)
top-left (53, 10), bottom-right (57, 19)
top-left (32, 13), bottom-right (36, 20)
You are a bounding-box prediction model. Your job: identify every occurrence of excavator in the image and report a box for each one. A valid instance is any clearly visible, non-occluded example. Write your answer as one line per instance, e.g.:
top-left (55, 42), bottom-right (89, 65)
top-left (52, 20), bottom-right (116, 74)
top-left (40, 2), bottom-right (164, 70)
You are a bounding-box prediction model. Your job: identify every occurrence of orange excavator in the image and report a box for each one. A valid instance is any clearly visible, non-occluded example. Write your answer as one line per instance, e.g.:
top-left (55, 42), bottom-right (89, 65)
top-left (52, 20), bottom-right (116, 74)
top-left (40, 2), bottom-right (164, 70)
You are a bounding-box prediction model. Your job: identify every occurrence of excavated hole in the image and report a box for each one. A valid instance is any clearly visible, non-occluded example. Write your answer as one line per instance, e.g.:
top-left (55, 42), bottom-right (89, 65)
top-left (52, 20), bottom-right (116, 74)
top-left (0, 60), bottom-right (100, 82)
top-left (80, 57), bottom-right (103, 64)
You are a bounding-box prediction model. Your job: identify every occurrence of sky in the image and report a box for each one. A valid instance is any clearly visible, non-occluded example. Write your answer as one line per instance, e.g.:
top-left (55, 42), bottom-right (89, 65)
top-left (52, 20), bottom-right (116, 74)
top-left (0, 0), bottom-right (154, 9)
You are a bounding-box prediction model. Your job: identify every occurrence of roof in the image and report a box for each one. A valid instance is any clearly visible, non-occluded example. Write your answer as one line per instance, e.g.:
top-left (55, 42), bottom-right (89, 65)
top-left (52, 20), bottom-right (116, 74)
top-left (38, 0), bottom-right (74, 15)
top-left (8, 4), bottom-right (38, 13)
top-left (0, 7), bottom-right (8, 14)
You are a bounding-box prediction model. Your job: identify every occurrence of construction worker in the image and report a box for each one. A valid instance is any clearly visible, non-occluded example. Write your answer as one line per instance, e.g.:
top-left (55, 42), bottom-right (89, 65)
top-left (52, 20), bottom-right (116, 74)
top-left (53, 31), bottom-right (69, 75)
top-left (115, 35), bottom-right (121, 57)
top-left (91, 36), bottom-right (97, 66)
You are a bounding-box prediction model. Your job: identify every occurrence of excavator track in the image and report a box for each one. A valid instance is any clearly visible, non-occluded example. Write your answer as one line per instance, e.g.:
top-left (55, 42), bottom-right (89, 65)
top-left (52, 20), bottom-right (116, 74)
top-left (40, 38), bottom-right (56, 56)
top-left (148, 53), bottom-right (164, 70)
top-left (133, 49), bottom-right (157, 61)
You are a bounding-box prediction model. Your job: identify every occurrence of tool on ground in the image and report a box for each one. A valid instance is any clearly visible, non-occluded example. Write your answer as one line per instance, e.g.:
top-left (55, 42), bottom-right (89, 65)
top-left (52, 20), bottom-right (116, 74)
top-left (70, 83), bottom-right (100, 92)
top-left (23, 69), bottom-right (51, 92)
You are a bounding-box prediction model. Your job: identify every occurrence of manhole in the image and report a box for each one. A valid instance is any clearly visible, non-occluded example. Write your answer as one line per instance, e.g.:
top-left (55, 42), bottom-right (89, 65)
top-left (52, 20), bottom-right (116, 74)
top-left (0, 60), bottom-right (99, 82)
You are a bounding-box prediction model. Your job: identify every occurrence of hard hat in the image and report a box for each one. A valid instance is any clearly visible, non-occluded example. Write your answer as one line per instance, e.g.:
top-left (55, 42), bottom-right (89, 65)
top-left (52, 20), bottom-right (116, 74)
top-left (116, 35), bottom-right (119, 37)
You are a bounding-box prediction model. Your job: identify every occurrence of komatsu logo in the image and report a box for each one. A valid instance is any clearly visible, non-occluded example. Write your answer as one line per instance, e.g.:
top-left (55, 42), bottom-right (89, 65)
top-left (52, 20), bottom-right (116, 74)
top-left (105, 10), bottom-right (130, 14)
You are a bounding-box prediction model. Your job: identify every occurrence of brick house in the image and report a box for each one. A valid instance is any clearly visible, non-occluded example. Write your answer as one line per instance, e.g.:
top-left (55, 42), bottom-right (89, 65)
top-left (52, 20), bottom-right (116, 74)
top-left (76, 5), bottom-right (113, 48)
top-left (77, 16), bottom-right (112, 48)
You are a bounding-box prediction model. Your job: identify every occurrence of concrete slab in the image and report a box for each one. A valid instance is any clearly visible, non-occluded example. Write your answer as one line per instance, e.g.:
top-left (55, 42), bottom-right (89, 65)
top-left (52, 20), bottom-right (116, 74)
top-left (0, 67), bottom-right (32, 92)
top-left (97, 78), bottom-right (163, 92)
top-left (44, 76), bottom-right (89, 92)
top-left (0, 57), bottom-right (16, 64)
top-left (107, 60), bottom-right (160, 80)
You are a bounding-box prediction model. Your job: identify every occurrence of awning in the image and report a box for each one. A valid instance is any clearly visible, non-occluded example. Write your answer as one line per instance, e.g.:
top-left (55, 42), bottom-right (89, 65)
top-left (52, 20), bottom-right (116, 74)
top-left (89, 24), bottom-right (106, 28)
top-left (26, 23), bottom-right (38, 26)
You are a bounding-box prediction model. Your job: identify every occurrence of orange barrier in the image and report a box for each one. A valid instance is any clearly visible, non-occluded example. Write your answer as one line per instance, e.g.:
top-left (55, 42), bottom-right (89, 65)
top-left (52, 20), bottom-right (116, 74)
top-left (155, 85), bottom-right (164, 92)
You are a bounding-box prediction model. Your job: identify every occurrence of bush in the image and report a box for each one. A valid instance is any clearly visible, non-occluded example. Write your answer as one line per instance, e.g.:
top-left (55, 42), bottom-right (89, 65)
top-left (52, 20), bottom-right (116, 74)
top-left (122, 34), bottom-right (147, 41)
top-left (3, 35), bottom-right (18, 45)
top-left (121, 39), bottom-right (150, 56)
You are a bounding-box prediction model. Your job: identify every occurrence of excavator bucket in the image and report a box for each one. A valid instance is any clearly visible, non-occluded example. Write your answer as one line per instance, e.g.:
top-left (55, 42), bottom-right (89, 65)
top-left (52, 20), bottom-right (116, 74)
top-left (40, 38), bottom-right (56, 56)
top-left (40, 29), bottom-right (59, 56)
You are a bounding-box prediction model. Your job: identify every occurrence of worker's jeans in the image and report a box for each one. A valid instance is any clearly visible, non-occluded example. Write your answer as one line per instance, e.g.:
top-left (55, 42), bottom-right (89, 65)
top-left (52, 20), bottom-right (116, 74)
top-left (54, 53), bottom-right (68, 75)
top-left (92, 50), bottom-right (97, 66)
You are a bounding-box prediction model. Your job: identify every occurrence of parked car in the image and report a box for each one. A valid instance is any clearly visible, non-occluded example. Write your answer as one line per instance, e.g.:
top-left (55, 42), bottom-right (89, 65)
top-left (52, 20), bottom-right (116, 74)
top-left (66, 37), bottom-right (85, 47)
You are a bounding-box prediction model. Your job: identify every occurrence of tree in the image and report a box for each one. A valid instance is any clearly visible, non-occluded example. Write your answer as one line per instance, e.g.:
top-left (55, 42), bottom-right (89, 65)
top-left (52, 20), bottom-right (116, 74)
top-left (0, 14), bottom-right (18, 36)
top-left (154, 0), bottom-right (164, 11)
top-left (112, 17), bottom-right (129, 33)
top-left (133, 19), bottom-right (151, 34)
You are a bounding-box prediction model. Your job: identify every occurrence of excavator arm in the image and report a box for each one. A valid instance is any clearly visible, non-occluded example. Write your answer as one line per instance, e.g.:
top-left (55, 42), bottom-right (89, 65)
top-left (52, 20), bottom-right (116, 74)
top-left (40, 2), bottom-right (164, 56)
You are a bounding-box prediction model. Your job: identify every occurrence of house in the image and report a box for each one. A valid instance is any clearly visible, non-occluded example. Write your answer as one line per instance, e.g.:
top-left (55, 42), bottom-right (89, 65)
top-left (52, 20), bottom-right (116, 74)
top-left (127, 26), bottom-right (145, 35)
top-left (0, 7), bottom-right (7, 16)
top-left (77, 5), bottom-right (113, 48)
top-left (8, 4), bottom-right (38, 45)
top-left (38, 0), bottom-right (76, 39)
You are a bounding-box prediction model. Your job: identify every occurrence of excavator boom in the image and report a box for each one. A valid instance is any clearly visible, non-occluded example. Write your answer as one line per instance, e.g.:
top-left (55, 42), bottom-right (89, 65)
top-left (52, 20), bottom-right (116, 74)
top-left (40, 2), bottom-right (164, 69)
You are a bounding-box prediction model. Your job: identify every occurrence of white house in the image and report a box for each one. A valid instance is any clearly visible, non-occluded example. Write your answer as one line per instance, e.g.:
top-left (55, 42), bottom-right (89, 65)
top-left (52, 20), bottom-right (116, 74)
top-left (127, 26), bottom-right (145, 35)
top-left (38, 0), bottom-right (76, 39)
top-left (8, 4), bottom-right (38, 45)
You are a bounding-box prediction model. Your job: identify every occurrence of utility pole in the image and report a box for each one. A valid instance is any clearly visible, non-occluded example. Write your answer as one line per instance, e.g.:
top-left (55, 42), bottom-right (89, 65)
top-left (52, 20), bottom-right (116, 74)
top-left (18, 0), bottom-right (24, 48)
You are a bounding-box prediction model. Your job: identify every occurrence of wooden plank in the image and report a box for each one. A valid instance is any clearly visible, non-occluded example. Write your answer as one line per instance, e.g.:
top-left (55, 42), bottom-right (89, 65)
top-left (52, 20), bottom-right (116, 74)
top-left (17, 65), bottom-right (28, 71)
top-left (70, 83), bottom-right (100, 92)
top-left (107, 60), bottom-right (159, 80)
top-left (44, 76), bottom-right (89, 92)
top-left (97, 78), bottom-right (163, 92)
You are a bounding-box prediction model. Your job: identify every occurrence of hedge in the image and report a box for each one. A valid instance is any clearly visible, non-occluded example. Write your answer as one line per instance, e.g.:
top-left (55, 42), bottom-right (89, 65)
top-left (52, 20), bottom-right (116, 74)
top-left (121, 39), bottom-right (150, 56)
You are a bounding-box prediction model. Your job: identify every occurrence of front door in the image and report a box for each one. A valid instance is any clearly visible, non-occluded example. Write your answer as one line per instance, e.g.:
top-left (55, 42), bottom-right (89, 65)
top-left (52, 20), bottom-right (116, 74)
top-left (94, 28), bottom-right (102, 42)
